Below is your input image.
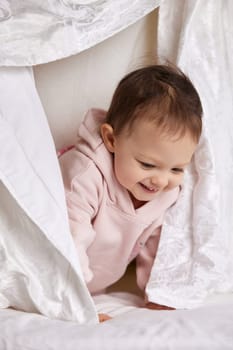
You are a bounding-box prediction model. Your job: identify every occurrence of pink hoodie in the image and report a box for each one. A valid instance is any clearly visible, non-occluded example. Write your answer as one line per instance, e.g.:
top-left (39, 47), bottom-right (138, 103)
top-left (59, 109), bottom-right (179, 295)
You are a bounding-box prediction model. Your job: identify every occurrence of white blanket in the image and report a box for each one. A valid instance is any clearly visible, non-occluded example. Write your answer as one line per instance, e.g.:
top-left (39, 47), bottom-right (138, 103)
top-left (146, 0), bottom-right (233, 308)
top-left (0, 67), bottom-right (97, 324)
top-left (0, 0), bottom-right (159, 66)
top-left (0, 292), bottom-right (233, 349)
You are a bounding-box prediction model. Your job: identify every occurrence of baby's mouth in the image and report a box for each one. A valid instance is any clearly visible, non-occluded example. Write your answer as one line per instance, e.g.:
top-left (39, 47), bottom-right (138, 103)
top-left (139, 183), bottom-right (158, 193)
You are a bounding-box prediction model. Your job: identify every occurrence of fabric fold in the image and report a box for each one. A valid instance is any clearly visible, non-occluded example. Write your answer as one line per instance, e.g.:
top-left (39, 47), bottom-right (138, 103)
top-left (0, 0), bottom-right (160, 66)
top-left (146, 0), bottom-right (233, 308)
top-left (0, 67), bottom-right (97, 323)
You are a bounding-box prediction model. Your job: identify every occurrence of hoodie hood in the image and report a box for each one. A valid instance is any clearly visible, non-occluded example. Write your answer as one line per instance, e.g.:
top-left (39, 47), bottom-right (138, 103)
top-left (76, 108), bottom-right (107, 155)
top-left (75, 108), bottom-right (127, 205)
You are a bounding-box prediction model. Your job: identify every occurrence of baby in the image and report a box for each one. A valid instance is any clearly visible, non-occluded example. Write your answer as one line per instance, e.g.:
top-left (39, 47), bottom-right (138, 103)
top-left (59, 64), bottom-right (202, 320)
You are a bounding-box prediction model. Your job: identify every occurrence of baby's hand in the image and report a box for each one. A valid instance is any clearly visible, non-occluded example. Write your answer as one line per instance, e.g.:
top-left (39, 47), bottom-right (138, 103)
top-left (146, 302), bottom-right (175, 310)
top-left (98, 313), bottom-right (112, 322)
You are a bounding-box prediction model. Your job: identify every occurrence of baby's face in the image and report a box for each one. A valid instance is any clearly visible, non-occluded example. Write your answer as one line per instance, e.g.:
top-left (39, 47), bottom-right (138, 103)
top-left (108, 119), bottom-right (197, 208)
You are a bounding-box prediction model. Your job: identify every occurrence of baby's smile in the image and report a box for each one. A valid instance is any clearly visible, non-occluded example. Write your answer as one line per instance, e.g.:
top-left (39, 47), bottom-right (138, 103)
top-left (139, 182), bottom-right (159, 193)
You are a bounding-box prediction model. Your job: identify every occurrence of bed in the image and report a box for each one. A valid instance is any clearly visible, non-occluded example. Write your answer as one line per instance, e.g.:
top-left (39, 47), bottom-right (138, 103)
top-left (1, 294), bottom-right (233, 349)
top-left (0, 1), bottom-right (233, 348)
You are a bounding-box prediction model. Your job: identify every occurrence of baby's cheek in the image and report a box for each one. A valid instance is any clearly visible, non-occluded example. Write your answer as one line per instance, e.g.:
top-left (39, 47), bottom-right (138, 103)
top-left (168, 177), bottom-right (183, 190)
top-left (115, 168), bottom-right (132, 189)
top-left (174, 176), bottom-right (184, 188)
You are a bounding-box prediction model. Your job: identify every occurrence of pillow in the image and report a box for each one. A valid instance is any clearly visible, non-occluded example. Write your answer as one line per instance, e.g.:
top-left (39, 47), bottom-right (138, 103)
top-left (0, 67), bottom-right (97, 324)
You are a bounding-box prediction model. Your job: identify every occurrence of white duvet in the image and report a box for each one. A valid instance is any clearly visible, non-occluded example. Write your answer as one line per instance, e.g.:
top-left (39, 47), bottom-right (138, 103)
top-left (0, 292), bottom-right (233, 349)
top-left (0, 0), bottom-right (159, 66)
top-left (146, 0), bottom-right (233, 308)
top-left (0, 67), bottom-right (97, 324)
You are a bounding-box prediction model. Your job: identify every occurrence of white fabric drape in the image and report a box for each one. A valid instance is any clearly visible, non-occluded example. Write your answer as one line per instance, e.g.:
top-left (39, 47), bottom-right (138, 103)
top-left (147, 0), bottom-right (233, 308)
top-left (0, 0), bottom-right (159, 66)
top-left (0, 67), bottom-right (97, 323)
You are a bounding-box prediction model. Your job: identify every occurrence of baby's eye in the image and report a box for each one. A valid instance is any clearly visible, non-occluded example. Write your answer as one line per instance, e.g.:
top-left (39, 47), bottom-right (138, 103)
top-left (172, 168), bottom-right (184, 173)
top-left (139, 161), bottom-right (155, 169)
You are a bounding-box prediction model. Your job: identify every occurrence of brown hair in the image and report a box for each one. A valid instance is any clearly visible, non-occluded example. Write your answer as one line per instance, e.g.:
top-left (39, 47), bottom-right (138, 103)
top-left (105, 64), bottom-right (203, 142)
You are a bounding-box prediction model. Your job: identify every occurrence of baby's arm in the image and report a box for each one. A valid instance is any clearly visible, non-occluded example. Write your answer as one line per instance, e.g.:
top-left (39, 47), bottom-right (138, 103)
top-left (69, 218), bottom-right (95, 282)
top-left (65, 178), bottom-right (100, 282)
top-left (136, 227), bottom-right (161, 292)
top-left (136, 227), bottom-right (175, 310)
top-left (60, 153), bottom-right (103, 283)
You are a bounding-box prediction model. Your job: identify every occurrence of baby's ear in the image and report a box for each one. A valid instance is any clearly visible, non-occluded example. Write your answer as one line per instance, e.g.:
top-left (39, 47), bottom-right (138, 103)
top-left (100, 123), bottom-right (116, 153)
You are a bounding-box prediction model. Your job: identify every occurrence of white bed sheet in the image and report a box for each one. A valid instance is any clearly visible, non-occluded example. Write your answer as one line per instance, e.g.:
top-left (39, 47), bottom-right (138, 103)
top-left (1, 292), bottom-right (233, 350)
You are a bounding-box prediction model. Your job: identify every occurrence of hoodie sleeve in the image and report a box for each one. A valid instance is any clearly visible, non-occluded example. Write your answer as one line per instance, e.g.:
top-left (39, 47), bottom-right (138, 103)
top-left (136, 187), bottom-right (179, 296)
top-left (136, 226), bottom-right (161, 292)
top-left (61, 155), bottom-right (104, 283)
